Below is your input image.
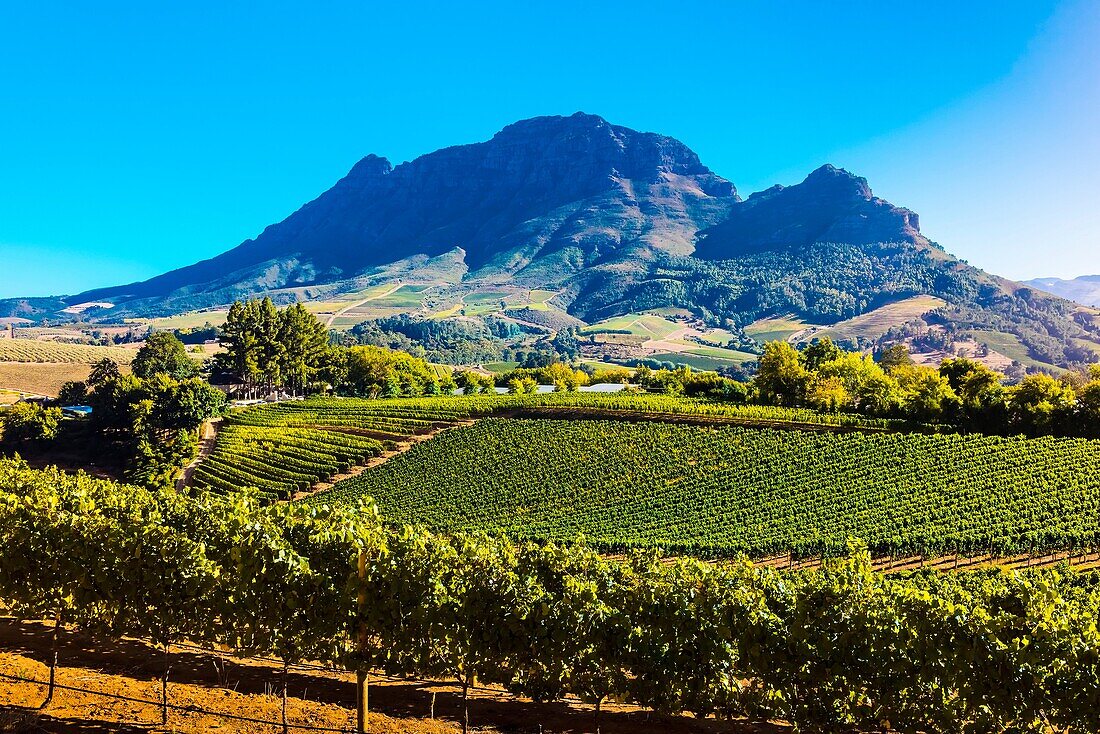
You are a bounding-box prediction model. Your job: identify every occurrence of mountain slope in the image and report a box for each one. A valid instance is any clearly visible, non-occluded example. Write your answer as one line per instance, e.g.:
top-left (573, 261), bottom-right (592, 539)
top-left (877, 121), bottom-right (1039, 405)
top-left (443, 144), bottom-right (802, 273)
top-left (72, 113), bottom-right (737, 314)
top-left (1024, 276), bottom-right (1100, 307)
top-left (4, 113), bottom-right (1099, 369)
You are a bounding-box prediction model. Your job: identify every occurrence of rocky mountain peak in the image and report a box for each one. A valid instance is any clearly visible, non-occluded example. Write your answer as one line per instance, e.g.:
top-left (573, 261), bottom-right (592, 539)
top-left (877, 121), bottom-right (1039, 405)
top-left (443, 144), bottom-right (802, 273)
top-left (802, 164), bottom-right (874, 199)
top-left (347, 154), bottom-right (393, 178)
top-left (694, 164), bottom-right (923, 258)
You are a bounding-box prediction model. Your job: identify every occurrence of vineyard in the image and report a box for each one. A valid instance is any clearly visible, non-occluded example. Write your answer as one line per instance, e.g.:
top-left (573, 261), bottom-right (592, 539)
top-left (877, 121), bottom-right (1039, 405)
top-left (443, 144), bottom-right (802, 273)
top-left (2, 457), bottom-right (1100, 733)
top-left (190, 425), bottom-right (386, 499)
top-left (191, 398), bottom-right (479, 498)
top-left (190, 395), bottom-right (902, 498)
top-left (0, 338), bottom-right (136, 364)
top-left (313, 418), bottom-right (1100, 559)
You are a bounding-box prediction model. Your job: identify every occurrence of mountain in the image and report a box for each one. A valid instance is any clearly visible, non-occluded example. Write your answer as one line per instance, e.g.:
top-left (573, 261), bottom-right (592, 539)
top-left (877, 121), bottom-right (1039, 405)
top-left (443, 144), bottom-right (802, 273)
top-left (693, 164), bottom-right (924, 258)
top-left (5, 112), bottom-right (1100, 369)
top-left (61, 113), bottom-right (738, 314)
top-left (1024, 276), bottom-right (1100, 308)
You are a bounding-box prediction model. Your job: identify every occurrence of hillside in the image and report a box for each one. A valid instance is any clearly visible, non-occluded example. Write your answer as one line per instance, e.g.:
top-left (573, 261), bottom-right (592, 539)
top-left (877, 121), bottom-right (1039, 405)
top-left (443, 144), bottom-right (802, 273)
top-left (5, 113), bottom-right (1099, 368)
top-left (314, 416), bottom-right (1100, 558)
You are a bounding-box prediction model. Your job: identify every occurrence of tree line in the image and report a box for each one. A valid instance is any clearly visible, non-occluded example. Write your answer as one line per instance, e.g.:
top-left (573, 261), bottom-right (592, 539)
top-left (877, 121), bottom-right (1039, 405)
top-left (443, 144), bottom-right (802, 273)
top-left (752, 339), bottom-right (1100, 436)
top-left (215, 299), bottom-right (457, 398)
top-left (622, 338), bottom-right (1100, 437)
top-left (1, 457), bottom-right (1098, 734)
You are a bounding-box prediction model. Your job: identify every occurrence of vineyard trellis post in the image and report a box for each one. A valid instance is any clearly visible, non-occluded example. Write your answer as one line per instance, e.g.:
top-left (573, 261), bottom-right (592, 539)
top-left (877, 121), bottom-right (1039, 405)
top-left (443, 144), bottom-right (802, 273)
top-left (281, 660), bottom-right (290, 734)
top-left (40, 610), bottom-right (64, 709)
top-left (356, 549), bottom-right (369, 734)
top-left (161, 643), bottom-right (172, 726)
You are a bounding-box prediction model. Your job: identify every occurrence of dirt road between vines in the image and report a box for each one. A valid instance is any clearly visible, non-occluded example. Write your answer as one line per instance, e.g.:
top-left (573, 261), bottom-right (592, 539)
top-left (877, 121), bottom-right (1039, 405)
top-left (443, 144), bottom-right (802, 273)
top-left (0, 618), bottom-right (784, 734)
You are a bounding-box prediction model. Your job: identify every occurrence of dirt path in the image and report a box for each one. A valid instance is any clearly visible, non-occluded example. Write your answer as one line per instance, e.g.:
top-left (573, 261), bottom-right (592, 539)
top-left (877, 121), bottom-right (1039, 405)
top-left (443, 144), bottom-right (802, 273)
top-left (175, 418), bottom-right (222, 491)
top-left (324, 283), bottom-right (403, 328)
top-left (291, 420), bottom-right (477, 501)
top-left (0, 619), bottom-right (781, 734)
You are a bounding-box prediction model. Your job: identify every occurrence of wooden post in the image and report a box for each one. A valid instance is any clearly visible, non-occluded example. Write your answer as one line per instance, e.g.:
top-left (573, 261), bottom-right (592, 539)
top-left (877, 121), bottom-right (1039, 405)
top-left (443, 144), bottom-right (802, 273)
top-left (356, 550), bottom-right (368, 734)
top-left (281, 661), bottom-right (289, 734)
top-left (40, 610), bottom-right (62, 709)
top-left (161, 643), bottom-right (172, 726)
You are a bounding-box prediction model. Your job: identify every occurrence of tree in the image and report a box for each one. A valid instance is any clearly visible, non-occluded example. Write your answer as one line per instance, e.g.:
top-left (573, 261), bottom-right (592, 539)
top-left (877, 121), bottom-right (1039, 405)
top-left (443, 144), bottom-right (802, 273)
top-left (816, 352), bottom-right (899, 415)
top-left (507, 376), bottom-right (538, 394)
top-left (876, 343), bottom-right (914, 371)
top-left (939, 357), bottom-right (1003, 408)
top-left (894, 364), bottom-right (959, 421)
top-left (257, 297), bottom-right (286, 393)
top-left (0, 402), bottom-right (61, 447)
top-left (456, 370), bottom-right (494, 395)
top-left (86, 373), bottom-right (225, 488)
top-left (343, 345), bottom-right (448, 397)
top-left (277, 303), bottom-right (329, 395)
top-left (1078, 380), bottom-right (1100, 436)
top-left (806, 375), bottom-right (849, 412)
top-left (1009, 373), bottom-right (1076, 434)
top-left (802, 338), bottom-right (842, 371)
top-left (755, 342), bottom-right (811, 406)
top-left (218, 300), bottom-right (264, 397)
top-left (57, 381), bottom-right (88, 405)
top-left (87, 358), bottom-right (121, 388)
top-left (132, 332), bottom-right (198, 380)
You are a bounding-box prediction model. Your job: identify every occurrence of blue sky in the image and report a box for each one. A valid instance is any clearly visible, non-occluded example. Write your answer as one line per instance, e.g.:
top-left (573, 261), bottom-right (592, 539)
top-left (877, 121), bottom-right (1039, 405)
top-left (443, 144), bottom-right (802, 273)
top-left (1, 1), bottom-right (1097, 298)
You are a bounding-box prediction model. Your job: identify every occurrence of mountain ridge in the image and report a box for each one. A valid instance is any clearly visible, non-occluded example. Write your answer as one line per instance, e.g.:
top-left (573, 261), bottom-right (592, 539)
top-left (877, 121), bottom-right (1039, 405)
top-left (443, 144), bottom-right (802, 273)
top-left (4, 112), bottom-right (1099, 369)
top-left (1024, 276), bottom-right (1100, 307)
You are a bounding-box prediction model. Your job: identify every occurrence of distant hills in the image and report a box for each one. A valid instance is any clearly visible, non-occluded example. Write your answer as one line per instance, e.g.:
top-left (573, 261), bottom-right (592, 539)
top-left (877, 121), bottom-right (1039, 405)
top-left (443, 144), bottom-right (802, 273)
top-left (4, 112), bottom-right (1099, 369)
top-left (1024, 276), bottom-right (1100, 308)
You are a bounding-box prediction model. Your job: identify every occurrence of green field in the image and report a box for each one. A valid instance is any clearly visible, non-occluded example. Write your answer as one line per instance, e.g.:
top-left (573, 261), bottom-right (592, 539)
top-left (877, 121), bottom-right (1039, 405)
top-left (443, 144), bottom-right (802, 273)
top-left (427, 302), bottom-right (463, 319)
top-left (581, 313), bottom-right (681, 339)
top-left (194, 392), bottom-right (924, 504)
top-left (145, 310), bottom-right (229, 330)
top-left (648, 351), bottom-right (752, 370)
top-left (192, 424), bottom-right (385, 499)
top-left (482, 361), bottom-right (520, 374)
top-left (368, 284), bottom-right (435, 308)
top-left (970, 329), bottom-right (1062, 372)
top-left (523, 289), bottom-right (557, 311)
top-left (313, 418), bottom-right (1100, 558)
top-left (462, 290), bottom-right (511, 305)
top-left (195, 395), bottom-right (902, 498)
top-left (744, 315), bottom-right (811, 343)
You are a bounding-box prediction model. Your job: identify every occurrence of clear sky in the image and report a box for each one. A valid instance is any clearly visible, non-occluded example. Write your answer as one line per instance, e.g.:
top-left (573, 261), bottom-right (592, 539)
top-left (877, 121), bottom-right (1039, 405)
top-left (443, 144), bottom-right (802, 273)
top-left (1, 1), bottom-right (1097, 298)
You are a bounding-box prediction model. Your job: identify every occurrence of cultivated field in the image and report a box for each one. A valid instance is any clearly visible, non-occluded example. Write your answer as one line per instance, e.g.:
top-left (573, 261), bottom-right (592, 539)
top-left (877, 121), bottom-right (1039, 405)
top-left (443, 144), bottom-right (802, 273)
top-left (969, 328), bottom-right (1063, 371)
top-left (0, 339), bottom-right (136, 364)
top-left (744, 315), bottom-right (812, 343)
top-left (804, 294), bottom-right (947, 342)
top-left (193, 395), bottom-right (897, 499)
top-left (582, 313), bottom-right (682, 338)
top-left (313, 418), bottom-right (1100, 559)
top-left (0, 362), bottom-right (116, 397)
top-left (145, 309), bottom-right (229, 330)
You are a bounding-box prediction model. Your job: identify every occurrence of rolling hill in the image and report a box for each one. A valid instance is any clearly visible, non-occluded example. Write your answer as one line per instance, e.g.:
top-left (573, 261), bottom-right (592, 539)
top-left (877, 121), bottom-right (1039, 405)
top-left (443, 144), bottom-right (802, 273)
top-left (1025, 275), bottom-right (1100, 307)
top-left (5, 112), bottom-right (1099, 368)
